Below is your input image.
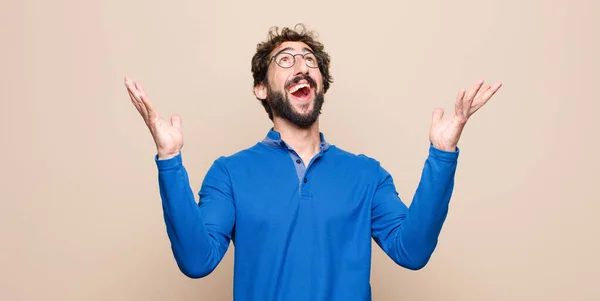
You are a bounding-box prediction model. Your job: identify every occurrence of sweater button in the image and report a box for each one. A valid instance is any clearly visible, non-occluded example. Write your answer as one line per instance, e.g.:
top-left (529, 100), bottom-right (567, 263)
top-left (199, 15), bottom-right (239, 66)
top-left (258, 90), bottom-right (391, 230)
top-left (303, 178), bottom-right (308, 183)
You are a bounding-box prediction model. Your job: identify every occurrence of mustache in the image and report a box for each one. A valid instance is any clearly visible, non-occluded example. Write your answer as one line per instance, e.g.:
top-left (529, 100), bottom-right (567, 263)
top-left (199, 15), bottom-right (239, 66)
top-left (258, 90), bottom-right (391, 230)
top-left (284, 75), bottom-right (317, 90)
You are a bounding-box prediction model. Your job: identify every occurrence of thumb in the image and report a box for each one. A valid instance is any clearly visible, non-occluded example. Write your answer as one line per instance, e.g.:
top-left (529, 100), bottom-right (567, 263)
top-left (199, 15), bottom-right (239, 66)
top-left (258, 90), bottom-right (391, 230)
top-left (171, 115), bottom-right (182, 129)
top-left (432, 108), bottom-right (444, 124)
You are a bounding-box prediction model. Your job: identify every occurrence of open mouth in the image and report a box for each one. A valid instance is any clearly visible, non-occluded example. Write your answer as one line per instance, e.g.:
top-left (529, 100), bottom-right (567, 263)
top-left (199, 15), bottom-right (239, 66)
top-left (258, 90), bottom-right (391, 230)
top-left (288, 82), bottom-right (313, 101)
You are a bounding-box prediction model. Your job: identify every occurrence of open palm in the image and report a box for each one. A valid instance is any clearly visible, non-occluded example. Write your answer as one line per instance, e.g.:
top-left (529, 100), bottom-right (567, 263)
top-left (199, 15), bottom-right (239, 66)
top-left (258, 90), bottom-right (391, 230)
top-left (429, 80), bottom-right (502, 152)
top-left (125, 77), bottom-right (183, 160)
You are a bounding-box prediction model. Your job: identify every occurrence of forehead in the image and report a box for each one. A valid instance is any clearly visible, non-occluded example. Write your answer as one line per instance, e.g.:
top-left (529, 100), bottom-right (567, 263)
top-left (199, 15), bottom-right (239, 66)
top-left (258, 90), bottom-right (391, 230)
top-left (271, 41), bottom-right (314, 56)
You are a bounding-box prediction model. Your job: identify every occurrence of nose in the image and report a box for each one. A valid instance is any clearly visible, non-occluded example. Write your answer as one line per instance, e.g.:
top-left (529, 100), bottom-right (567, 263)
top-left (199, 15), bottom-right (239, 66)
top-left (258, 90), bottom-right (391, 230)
top-left (293, 54), bottom-right (309, 75)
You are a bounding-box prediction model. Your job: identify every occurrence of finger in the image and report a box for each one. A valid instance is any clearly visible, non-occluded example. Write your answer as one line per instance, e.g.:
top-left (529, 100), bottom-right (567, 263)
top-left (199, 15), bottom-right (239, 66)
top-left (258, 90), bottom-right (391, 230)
top-left (125, 79), bottom-right (149, 118)
top-left (124, 78), bottom-right (145, 114)
top-left (464, 80), bottom-right (484, 116)
top-left (124, 76), bottom-right (134, 87)
top-left (124, 77), bottom-right (139, 97)
top-left (481, 82), bottom-right (502, 101)
top-left (467, 85), bottom-right (490, 116)
top-left (171, 115), bottom-right (182, 129)
top-left (469, 82), bottom-right (503, 115)
top-left (455, 88), bottom-right (466, 119)
top-left (128, 89), bottom-right (143, 112)
top-left (431, 108), bottom-right (444, 132)
top-left (466, 79), bottom-right (485, 101)
top-left (135, 81), bottom-right (157, 120)
top-left (128, 89), bottom-right (149, 120)
top-left (474, 84), bottom-right (491, 101)
top-left (125, 78), bottom-right (142, 102)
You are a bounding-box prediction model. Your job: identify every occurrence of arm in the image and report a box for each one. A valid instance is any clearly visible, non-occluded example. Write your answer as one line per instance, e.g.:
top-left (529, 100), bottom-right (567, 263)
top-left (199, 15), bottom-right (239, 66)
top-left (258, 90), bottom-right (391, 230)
top-left (371, 144), bottom-right (459, 270)
top-left (122, 77), bottom-right (236, 278)
top-left (372, 78), bottom-right (502, 269)
top-left (156, 154), bottom-right (235, 278)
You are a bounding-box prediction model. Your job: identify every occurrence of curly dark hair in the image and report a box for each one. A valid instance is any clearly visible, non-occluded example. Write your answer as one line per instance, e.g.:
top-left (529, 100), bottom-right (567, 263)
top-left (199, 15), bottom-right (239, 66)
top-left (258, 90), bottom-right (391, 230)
top-left (251, 24), bottom-right (333, 120)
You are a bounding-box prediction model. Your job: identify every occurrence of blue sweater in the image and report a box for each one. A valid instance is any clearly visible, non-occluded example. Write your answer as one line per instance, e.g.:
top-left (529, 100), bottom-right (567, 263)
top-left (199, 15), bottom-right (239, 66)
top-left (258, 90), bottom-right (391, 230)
top-left (155, 128), bottom-right (459, 301)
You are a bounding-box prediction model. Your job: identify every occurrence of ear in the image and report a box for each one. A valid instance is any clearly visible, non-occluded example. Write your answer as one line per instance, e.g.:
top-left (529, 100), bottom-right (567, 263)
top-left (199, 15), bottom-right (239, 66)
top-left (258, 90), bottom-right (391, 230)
top-left (254, 82), bottom-right (267, 100)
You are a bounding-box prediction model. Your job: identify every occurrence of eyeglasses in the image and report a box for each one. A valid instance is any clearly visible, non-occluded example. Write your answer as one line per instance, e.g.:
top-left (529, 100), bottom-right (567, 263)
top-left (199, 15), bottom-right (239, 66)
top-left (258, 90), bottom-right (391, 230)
top-left (270, 52), bottom-right (319, 69)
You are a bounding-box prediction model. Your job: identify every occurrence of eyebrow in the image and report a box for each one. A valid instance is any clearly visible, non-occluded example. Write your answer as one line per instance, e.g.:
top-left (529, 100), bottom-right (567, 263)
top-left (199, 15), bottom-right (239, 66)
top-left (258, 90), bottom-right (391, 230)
top-left (273, 46), bottom-right (315, 57)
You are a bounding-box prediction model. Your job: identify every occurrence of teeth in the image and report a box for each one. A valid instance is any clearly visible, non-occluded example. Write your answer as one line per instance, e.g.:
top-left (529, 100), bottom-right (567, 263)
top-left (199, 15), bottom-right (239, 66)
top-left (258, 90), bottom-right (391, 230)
top-left (289, 83), bottom-right (310, 93)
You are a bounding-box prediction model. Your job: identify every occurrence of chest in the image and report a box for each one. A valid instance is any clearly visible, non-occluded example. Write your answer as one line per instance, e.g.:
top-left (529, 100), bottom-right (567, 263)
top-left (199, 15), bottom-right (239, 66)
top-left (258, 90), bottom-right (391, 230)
top-left (230, 161), bottom-right (375, 234)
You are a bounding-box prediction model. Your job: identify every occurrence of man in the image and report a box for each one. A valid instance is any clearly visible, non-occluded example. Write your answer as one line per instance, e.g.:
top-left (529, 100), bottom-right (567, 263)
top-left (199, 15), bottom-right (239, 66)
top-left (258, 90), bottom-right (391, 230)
top-left (125, 24), bottom-right (502, 301)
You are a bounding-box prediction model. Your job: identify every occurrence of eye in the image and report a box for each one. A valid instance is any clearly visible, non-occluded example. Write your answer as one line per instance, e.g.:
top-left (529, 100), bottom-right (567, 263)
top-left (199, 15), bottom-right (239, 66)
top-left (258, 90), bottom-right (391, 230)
top-left (276, 53), bottom-right (293, 64)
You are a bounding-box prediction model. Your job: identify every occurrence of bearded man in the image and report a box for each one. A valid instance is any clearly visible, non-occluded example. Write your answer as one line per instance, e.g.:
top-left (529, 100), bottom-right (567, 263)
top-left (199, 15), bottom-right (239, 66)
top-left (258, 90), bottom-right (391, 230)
top-left (125, 23), bottom-right (502, 301)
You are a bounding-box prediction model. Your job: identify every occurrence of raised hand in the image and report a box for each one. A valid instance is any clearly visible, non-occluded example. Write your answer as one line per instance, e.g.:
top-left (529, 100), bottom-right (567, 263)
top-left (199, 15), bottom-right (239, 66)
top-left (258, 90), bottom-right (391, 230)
top-left (125, 76), bottom-right (183, 160)
top-left (429, 79), bottom-right (502, 152)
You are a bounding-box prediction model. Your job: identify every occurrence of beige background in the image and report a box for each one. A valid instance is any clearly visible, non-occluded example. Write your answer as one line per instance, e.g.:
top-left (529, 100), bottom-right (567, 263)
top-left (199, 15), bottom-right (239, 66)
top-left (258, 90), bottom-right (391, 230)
top-left (1, 0), bottom-right (598, 300)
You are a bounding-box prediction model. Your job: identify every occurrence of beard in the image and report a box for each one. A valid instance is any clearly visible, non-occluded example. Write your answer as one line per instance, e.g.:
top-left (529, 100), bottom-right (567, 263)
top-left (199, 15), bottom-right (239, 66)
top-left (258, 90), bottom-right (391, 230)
top-left (265, 75), bottom-right (325, 129)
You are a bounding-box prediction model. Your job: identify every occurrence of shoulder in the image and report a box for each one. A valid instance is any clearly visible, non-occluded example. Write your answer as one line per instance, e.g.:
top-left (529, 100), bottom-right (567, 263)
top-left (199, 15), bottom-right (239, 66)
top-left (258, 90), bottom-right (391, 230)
top-left (322, 145), bottom-right (392, 190)
top-left (210, 142), bottom-right (274, 169)
top-left (200, 143), bottom-right (267, 182)
top-left (326, 145), bottom-right (385, 171)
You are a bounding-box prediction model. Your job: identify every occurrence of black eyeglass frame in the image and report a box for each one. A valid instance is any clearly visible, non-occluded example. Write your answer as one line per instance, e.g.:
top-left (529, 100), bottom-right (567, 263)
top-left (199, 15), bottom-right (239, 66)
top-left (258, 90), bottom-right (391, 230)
top-left (269, 51), bottom-right (320, 69)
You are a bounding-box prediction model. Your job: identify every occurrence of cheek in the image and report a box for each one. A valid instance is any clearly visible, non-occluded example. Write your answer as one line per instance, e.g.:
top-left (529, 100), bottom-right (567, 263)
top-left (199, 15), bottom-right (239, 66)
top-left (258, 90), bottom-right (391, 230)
top-left (311, 71), bottom-right (324, 87)
top-left (272, 72), bottom-right (289, 91)
top-left (310, 68), bottom-right (322, 78)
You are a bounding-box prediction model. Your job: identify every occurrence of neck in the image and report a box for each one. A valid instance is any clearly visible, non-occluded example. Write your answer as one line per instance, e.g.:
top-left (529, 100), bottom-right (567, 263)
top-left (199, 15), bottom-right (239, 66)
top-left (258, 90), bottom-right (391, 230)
top-left (272, 117), bottom-right (322, 161)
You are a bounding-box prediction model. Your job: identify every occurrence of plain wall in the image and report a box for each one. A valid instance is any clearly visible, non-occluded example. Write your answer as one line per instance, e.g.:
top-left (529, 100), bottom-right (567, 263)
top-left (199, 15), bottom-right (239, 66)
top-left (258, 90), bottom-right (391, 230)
top-left (1, 0), bottom-right (598, 300)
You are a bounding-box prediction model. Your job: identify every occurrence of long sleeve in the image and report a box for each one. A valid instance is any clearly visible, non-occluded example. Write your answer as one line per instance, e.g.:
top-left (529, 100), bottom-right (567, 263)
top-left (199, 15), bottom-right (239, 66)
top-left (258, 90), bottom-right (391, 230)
top-left (156, 153), bottom-right (235, 278)
top-left (371, 144), bottom-right (459, 270)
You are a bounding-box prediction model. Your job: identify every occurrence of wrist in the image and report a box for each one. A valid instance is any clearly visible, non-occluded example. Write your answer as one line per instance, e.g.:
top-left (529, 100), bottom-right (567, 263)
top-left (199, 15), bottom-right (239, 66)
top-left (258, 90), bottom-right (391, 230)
top-left (157, 149), bottom-right (181, 160)
top-left (438, 145), bottom-right (457, 152)
top-left (430, 142), bottom-right (457, 152)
